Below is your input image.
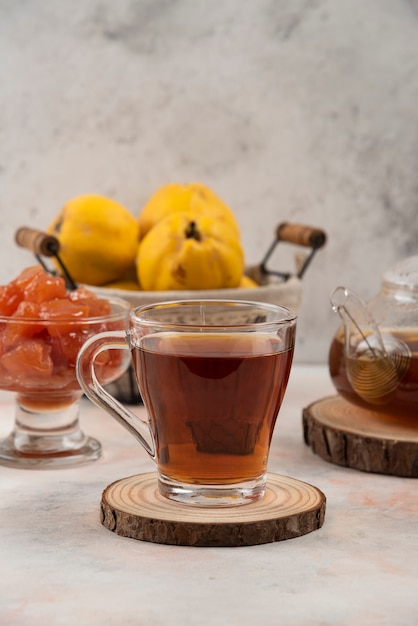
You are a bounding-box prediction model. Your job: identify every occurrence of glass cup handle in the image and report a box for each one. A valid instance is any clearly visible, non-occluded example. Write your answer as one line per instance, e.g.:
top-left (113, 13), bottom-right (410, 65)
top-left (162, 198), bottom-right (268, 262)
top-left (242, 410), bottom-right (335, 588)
top-left (76, 330), bottom-right (155, 459)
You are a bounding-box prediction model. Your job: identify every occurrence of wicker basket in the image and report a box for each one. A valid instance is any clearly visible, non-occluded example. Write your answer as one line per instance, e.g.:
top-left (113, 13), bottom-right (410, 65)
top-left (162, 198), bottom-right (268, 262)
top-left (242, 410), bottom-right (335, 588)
top-left (14, 222), bottom-right (325, 405)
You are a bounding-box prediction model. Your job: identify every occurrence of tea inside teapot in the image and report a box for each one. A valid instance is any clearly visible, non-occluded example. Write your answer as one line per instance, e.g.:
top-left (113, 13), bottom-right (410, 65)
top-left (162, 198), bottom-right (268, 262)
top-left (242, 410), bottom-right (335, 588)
top-left (328, 256), bottom-right (418, 419)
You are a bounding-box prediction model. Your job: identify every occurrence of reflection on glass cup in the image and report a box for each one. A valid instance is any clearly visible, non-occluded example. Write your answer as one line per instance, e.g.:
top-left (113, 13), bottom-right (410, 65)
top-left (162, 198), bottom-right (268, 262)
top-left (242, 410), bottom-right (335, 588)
top-left (77, 300), bottom-right (297, 506)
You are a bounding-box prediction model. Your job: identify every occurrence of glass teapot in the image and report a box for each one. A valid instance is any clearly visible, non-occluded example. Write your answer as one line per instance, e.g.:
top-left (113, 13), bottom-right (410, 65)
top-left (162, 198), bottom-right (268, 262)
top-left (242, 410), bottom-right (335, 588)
top-left (328, 255), bottom-right (418, 419)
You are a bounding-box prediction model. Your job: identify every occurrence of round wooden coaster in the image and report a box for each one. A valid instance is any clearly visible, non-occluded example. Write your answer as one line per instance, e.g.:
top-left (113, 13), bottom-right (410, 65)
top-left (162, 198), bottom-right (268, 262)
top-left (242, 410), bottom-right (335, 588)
top-left (303, 395), bottom-right (418, 478)
top-left (100, 472), bottom-right (326, 547)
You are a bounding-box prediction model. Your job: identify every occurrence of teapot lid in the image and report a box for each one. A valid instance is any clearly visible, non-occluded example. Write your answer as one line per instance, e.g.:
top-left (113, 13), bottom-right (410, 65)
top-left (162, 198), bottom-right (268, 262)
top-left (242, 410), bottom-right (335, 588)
top-left (382, 255), bottom-right (418, 292)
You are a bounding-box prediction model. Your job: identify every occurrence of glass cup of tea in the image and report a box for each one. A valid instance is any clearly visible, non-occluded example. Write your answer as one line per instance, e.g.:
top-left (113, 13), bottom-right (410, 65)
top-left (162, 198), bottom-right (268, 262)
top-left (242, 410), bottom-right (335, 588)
top-left (76, 299), bottom-right (297, 506)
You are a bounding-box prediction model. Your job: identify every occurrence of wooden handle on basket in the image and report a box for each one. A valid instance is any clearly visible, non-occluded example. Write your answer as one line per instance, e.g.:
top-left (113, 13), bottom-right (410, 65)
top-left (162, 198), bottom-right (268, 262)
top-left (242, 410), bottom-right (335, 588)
top-left (15, 227), bottom-right (60, 257)
top-left (276, 223), bottom-right (326, 249)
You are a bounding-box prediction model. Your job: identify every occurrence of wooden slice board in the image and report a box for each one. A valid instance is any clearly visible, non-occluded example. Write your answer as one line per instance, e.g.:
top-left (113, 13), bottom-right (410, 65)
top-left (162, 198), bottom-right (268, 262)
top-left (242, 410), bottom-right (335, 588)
top-left (303, 395), bottom-right (418, 478)
top-left (100, 472), bottom-right (326, 547)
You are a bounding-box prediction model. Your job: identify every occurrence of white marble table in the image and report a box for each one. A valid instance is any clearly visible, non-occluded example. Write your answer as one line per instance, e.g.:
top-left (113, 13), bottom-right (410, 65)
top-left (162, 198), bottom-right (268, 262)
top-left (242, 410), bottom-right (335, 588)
top-left (0, 365), bottom-right (416, 626)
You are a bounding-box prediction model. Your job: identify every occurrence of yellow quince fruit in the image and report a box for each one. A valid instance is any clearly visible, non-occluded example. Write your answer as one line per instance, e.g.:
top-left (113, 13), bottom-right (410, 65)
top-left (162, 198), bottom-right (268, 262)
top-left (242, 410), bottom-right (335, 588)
top-left (102, 265), bottom-right (141, 291)
top-left (239, 275), bottom-right (259, 288)
top-left (138, 182), bottom-right (240, 239)
top-left (137, 212), bottom-right (244, 291)
top-left (47, 194), bottom-right (139, 286)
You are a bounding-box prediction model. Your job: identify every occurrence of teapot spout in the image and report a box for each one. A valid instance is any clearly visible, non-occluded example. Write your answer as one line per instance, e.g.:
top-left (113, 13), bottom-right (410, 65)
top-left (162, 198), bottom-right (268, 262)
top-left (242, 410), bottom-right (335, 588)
top-left (330, 287), bottom-right (410, 405)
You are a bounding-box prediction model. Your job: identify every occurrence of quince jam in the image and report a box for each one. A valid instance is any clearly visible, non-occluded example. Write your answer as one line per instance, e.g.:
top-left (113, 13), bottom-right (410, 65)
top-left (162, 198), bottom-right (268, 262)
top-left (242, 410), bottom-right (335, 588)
top-left (0, 266), bottom-right (124, 402)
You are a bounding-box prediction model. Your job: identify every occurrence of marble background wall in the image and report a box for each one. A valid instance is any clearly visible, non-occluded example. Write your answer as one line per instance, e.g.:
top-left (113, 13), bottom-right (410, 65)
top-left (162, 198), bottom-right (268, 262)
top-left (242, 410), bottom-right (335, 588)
top-left (1, 0), bottom-right (417, 363)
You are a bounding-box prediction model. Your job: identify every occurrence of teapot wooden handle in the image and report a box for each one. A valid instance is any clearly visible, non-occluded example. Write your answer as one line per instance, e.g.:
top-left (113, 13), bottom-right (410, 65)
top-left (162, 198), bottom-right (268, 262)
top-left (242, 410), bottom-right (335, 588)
top-left (15, 227), bottom-right (60, 257)
top-left (275, 223), bottom-right (327, 249)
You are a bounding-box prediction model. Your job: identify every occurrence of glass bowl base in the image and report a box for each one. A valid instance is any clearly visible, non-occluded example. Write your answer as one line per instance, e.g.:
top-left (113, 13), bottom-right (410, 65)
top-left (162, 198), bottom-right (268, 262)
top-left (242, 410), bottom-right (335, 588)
top-left (0, 433), bottom-right (101, 469)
